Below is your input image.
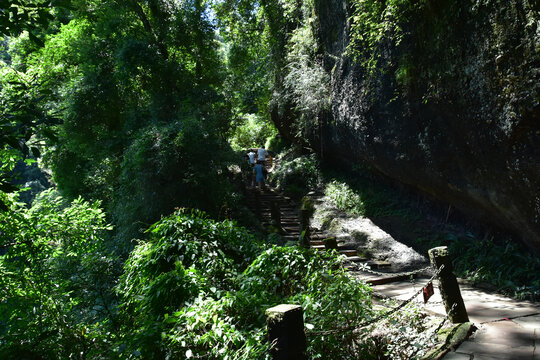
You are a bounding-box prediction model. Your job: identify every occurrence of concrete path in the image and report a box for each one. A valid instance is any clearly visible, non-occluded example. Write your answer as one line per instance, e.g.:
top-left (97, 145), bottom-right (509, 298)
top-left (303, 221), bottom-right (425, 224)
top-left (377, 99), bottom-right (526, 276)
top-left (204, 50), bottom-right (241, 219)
top-left (354, 272), bottom-right (539, 359)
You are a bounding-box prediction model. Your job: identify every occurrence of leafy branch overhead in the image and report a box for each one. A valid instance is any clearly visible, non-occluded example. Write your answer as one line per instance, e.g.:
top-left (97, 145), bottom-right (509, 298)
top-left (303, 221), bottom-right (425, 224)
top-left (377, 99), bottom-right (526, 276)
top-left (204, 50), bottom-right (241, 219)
top-left (0, 0), bottom-right (72, 43)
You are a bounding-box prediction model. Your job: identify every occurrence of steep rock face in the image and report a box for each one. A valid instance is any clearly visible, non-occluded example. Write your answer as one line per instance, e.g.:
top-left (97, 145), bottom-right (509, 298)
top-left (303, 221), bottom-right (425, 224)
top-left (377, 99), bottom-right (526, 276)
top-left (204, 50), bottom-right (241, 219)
top-left (283, 1), bottom-right (540, 252)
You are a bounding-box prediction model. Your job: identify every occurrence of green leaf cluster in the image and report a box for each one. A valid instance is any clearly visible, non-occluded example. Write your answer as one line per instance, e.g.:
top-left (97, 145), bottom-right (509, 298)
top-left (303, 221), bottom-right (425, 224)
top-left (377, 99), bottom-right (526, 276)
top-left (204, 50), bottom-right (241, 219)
top-left (269, 152), bottom-right (322, 199)
top-left (0, 0), bottom-right (241, 248)
top-left (0, 189), bottom-right (118, 359)
top-left (441, 232), bottom-right (540, 299)
top-left (116, 208), bottom-right (265, 358)
top-left (228, 113), bottom-right (277, 151)
top-left (115, 208), bottom-right (378, 359)
top-left (348, 0), bottom-right (412, 73)
top-left (325, 180), bottom-right (366, 216)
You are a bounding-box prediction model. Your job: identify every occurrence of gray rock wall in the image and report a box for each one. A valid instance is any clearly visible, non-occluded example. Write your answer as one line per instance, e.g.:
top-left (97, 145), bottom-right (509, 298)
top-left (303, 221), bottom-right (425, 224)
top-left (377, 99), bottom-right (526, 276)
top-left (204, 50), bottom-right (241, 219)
top-left (283, 0), bottom-right (540, 252)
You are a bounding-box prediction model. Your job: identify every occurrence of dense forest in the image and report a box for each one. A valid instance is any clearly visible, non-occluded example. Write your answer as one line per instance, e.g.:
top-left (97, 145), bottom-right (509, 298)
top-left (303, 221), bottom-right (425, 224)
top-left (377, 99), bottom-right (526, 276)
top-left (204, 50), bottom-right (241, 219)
top-left (0, 0), bottom-right (538, 359)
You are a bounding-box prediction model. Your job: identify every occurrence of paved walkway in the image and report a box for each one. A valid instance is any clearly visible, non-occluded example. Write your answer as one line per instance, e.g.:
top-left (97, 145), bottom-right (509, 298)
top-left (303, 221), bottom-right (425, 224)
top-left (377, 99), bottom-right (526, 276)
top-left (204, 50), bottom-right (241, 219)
top-left (359, 273), bottom-right (539, 359)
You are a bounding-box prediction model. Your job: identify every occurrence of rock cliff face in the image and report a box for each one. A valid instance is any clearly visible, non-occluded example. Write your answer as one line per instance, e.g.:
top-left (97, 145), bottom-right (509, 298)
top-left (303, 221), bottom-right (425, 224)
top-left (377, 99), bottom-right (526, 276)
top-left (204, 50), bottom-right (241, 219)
top-left (276, 0), bottom-right (540, 253)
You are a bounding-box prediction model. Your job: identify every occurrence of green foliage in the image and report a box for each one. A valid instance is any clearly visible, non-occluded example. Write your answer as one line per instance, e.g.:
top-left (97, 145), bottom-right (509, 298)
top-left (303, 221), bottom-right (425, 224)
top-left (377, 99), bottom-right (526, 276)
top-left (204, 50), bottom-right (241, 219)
top-left (265, 131), bottom-right (289, 153)
top-left (348, 0), bottom-right (412, 72)
top-left (0, 61), bottom-right (59, 210)
top-left (213, 0), bottom-right (274, 117)
top-left (111, 118), bottom-right (235, 248)
top-left (116, 208), bottom-right (265, 358)
top-left (325, 180), bottom-right (366, 216)
top-left (0, 185), bottom-right (447, 359)
top-left (0, 189), bottom-right (117, 359)
top-left (320, 165), bottom-right (420, 221)
top-left (282, 15), bottom-right (330, 139)
top-left (347, 0), bottom-right (480, 94)
top-left (228, 113), bottom-right (278, 151)
top-left (0, 1), bottom-right (71, 43)
top-left (269, 153), bottom-right (322, 198)
top-left (240, 246), bottom-right (375, 359)
top-left (367, 304), bottom-right (442, 359)
top-left (435, 232), bottom-right (540, 300)
top-left (165, 294), bottom-right (271, 360)
top-left (0, 0), bottom-right (240, 250)
top-left (116, 209), bottom-right (382, 359)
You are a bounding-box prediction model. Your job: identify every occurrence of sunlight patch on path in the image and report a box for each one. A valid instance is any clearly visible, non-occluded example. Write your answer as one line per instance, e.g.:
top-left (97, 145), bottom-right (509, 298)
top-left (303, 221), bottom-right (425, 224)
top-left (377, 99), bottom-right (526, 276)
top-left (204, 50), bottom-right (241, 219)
top-left (311, 195), bottom-right (427, 271)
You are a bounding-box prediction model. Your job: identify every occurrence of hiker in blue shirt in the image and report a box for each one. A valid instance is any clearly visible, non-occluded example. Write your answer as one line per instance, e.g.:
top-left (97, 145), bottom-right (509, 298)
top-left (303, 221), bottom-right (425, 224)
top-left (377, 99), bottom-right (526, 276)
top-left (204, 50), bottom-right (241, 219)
top-left (253, 160), bottom-right (266, 190)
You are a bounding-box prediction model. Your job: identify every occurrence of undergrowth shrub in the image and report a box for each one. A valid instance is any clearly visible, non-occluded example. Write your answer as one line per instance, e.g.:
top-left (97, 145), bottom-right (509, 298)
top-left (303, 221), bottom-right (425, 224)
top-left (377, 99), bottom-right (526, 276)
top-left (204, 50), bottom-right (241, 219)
top-left (1, 195), bottom-right (449, 359)
top-left (112, 118), bottom-right (235, 249)
top-left (228, 113), bottom-right (278, 151)
top-left (116, 208), bottom-right (264, 358)
top-left (116, 209), bottom-right (383, 359)
top-left (269, 153), bottom-right (322, 198)
top-left (238, 247), bottom-right (375, 359)
top-left (325, 180), bottom-right (366, 216)
top-left (364, 303), bottom-right (443, 360)
top-left (440, 232), bottom-right (540, 300)
top-left (0, 189), bottom-right (117, 359)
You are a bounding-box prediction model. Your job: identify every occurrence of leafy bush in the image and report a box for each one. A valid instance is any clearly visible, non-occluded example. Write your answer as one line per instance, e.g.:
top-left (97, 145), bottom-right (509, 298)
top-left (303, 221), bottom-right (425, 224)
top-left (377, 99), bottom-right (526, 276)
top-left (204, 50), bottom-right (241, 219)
top-left (325, 180), bottom-right (366, 216)
top-left (112, 118), bottom-right (236, 250)
top-left (0, 193), bottom-right (447, 359)
top-left (229, 113), bottom-right (278, 151)
top-left (269, 153), bottom-right (322, 198)
top-left (165, 295), bottom-right (270, 360)
top-left (348, 0), bottom-right (410, 72)
top-left (116, 208), bottom-right (265, 358)
top-left (115, 209), bottom-right (381, 359)
top-left (366, 303), bottom-right (443, 360)
top-left (265, 132), bottom-right (290, 153)
top-left (238, 246), bottom-right (374, 359)
top-left (443, 233), bottom-right (540, 300)
top-left (0, 189), bottom-right (117, 359)
top-left (283, 23), bottom-right (331, 139)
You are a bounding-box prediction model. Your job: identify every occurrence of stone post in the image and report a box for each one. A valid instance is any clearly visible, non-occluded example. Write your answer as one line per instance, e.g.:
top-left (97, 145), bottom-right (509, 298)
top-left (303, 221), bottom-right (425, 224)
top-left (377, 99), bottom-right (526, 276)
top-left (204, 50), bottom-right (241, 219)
top-left (299, 208), bottom-right (311, 248)
top-left (265, 304), bottom-right (307, 360)
top-left (254, 191), bottom-right (262, 219)
top-left (323, 237), bottom-right (338, 251)
top-left (270, 200), bottom-right (281, 228)
top-left (428, 246), bottom-right (469, 323)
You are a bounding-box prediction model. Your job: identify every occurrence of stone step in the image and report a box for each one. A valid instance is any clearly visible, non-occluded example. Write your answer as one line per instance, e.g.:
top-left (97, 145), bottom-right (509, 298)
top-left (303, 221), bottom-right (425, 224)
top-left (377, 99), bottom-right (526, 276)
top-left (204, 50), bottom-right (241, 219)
top-left (309, 239), bottom-right (344, 246)
top-left (344, 256), bottom-right (368, 262)
top-left (339, 249), bottom-right (358, 257)
top-left (257, 211), bottom-right (297, 215)
top-left (366, 260), bottom-right (392, 269)
top-left (365, 273), bottom-right (416, 286)
top-left (312, 244), bottom-right (349, 251)
top-left (282, 227), bottom-right (300, 232)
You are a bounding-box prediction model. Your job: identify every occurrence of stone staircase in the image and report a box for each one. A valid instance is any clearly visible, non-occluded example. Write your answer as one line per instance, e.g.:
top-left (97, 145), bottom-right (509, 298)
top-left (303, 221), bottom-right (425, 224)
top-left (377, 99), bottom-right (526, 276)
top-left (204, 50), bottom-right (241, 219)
top-left (244, 186), bottom-right (407, 285)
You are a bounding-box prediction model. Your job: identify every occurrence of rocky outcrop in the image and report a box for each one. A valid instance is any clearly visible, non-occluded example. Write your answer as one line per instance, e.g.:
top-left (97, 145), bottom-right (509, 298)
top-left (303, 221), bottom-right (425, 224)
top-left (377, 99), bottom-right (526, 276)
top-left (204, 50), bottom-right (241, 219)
top-left (276, 0), bottom-right (540, 253)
